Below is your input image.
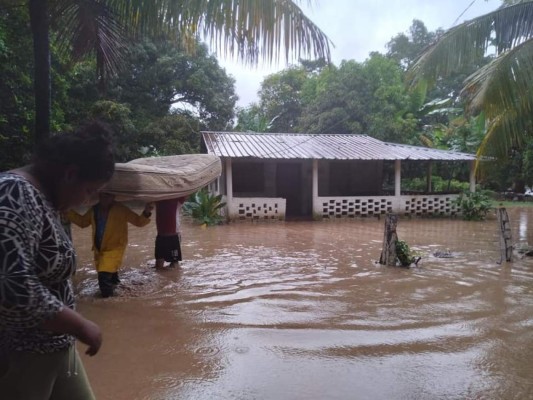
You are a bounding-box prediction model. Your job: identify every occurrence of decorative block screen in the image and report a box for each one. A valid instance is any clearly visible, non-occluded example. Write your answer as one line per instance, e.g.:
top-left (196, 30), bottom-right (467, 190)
top-left (228, 194), bottom-right (461, 221)
top-left (317, 194), bottom-right (461, 219)
top-left (319, 197), bottom-right (393, 218)
top-left (403, 195), bottom-right (460, 216)
top-left (230, 198), bottom-right (286, 221)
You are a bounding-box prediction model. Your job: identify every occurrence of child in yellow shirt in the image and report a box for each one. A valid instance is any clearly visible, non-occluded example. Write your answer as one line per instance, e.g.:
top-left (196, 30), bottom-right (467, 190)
top-left (68, 192), bottom-right (153, 297)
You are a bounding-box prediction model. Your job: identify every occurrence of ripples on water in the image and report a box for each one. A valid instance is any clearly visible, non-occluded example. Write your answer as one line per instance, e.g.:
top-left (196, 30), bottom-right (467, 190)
top-left (72, 208), bottom-right (533, 400)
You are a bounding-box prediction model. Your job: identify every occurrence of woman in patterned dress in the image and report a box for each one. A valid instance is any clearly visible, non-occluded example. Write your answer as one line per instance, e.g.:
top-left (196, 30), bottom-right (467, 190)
top-left (0, 121), bottom-right (115, 399)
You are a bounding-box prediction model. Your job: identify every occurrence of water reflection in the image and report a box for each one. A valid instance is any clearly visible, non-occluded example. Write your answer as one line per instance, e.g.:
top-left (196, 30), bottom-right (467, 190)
top-left (72, 207), bottom-right (533, 400)
top-left (519, 210), bottom-right (528, 242)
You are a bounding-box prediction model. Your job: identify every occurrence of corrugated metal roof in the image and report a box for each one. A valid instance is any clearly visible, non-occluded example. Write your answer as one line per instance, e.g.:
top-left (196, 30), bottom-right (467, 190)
top-left (201, 132), bottom-right (477, 161)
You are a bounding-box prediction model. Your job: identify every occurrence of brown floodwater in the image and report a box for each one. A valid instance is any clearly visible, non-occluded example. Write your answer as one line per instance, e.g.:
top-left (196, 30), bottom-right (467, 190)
top-left (71, 207), bottom-right (533, 400)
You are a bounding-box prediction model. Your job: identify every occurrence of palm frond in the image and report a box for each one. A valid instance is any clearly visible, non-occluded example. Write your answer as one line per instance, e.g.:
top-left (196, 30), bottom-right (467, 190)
top-left (406, 0), bottom-right (533, 162)
top-left (103, 0), bottom-right (332, 65)
top-left (462, 38), bottom-right (533, 117)
top-left (407, 1), bottom-right (533, 88)
top-left (474, 108), bottom-right (523, 178)
top-left (418, 134), bottom-right (434, 148)
top-left (51, 0), bottom-right (127, 78)
top-left (50, 0), bottom-right (331, 87)
top-left (474, 111), bottom-right (533, 172)
top-left (476, 108), bottom-right (527, 160)
top-left (464, 40), bottom-right (533, 162)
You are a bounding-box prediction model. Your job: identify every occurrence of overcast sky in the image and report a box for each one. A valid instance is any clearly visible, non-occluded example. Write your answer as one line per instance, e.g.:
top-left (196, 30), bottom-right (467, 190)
top-left (216, 0), bottom-right (502, 108)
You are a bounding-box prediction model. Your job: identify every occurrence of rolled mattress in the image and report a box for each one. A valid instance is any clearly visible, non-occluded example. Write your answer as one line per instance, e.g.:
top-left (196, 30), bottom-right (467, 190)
top-left (104, 154), bottom-right (221, 202)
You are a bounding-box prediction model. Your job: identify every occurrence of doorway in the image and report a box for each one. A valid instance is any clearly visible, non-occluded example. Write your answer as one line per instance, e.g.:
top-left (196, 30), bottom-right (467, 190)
top-left (276, 162), bottom-right (310, 219)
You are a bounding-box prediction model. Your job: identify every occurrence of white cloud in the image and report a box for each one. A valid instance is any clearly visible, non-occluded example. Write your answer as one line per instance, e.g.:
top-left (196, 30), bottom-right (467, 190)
top-left (217, 0), bottom-right (502, 108)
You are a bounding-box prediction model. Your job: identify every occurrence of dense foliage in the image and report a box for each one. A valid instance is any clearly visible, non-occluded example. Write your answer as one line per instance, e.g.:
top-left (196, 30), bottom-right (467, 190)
top-left (407, 1), bottom-right (533, 184)
top-left (0, 4), bottom-right (237, 168)
top-left (0, 6), bottom-right (70, 169)
top-left (395, 240), bottom-right (415, 267)
top-left (235, 19), bottom-right (496, 189)
top-left (64, 38), bottom-right (237, 162)
top-left (182, 189), bottom-right (226, 226)
top-left (2, 5), bottom-right (529, 193)
top-left (453, 191), bottom-right (493, 221)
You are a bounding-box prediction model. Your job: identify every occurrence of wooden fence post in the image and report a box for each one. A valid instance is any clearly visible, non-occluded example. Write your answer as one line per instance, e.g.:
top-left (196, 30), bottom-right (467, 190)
top-left (379, 214), bottom-right (398, 266)
top-left (497, 207), bottom-right (513, 263)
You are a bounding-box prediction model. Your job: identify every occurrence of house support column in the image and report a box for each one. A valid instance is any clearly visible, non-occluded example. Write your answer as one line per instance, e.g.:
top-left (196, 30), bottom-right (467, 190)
top-left (226, 158), bottom-right (233, 217)
top-left (394, 160), bottom-right (401, 214)
top-left (312, 159), bottom-right (319, 219)
top-left (426, 161), bottom-right (432, 192)
top-left (469, 161), bottom-right (476, 192)
top-left (395, 160), bottom-right (401, 196)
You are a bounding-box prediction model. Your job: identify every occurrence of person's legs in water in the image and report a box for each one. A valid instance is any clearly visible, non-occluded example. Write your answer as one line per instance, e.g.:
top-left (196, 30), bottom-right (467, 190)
top-left (111, 272), bottom-right (120, 285)
top-left (168, 235), bottom-right (182, 268)
top-left (155, 235), bottom-right (181, 269)
top-left (155, 235), bottom-right (166, 269)
top-left (97, 272), bottom-right (115, 297)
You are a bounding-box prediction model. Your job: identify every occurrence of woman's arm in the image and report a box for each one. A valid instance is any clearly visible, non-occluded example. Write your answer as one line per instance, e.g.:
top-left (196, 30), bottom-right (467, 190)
top-left (41, 307), bottom-right (102, 356)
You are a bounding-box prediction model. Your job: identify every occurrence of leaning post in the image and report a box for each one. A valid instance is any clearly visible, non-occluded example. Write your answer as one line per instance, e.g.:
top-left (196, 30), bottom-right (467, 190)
top-left (497, 207), bottom-right (513, 263)
top-left (379, 213), bottom-right (398, 266)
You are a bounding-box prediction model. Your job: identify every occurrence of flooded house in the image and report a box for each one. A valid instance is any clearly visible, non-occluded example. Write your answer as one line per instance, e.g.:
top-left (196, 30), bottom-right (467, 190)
top-left (201, 131), bottom-right (478, 222)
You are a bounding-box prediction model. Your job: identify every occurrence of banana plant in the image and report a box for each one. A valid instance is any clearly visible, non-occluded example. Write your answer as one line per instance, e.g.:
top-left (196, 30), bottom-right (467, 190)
top-left (182, 189), bottom-right (226, 226)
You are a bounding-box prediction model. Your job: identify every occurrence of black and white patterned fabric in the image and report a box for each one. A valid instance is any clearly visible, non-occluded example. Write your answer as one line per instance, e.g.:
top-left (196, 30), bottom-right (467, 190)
top-left (0, 173), bottom-right (76, 354)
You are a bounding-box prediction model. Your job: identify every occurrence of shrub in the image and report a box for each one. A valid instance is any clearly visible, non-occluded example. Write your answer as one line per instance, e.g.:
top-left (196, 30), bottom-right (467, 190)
top-left (395, 240), bottom-right (414, 267)
top-left (402, 176), bottom-right (469, 193)
top-left (182, 189), bottom-right (226, 226)
top-left (453, 190), bottom-right (492, 220)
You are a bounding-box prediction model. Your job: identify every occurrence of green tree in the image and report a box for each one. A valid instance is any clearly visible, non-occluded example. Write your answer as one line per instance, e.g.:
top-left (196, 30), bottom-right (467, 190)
top-left (387, 19), bottom-right (487, 125)
top-left (236, 58), bottom-right (328, 133)
top-left (138, 114), bottom-right (203, 156)
top-left (299, 62), bottom-right (365, 135)
top-left (363, 53), bottom-right (415, 142)
top-left (24, 0), bottom-right (332, 142)
top-left (105, 38), bottom-right (237, 129)
top-left (299, 54), bottom-right (414, 141)
top-left (0, 6), bottom-right (35, 168)
top-left (258, 66), bottom-right (309, 132)
top-left (61, 38), bottom-right (235, 158)
top-left (386, 19), bottom-right (440, 69)
top-left (1, 8), bottom-right (241, 165)
top-left (407, 1), bottom-right (533, 162)
top-left (234, 104), bottom-right (272, 132)
top-left (0, 5), bottom-right (70, 170)
top-left (87, 100), bottom-right (139, 162)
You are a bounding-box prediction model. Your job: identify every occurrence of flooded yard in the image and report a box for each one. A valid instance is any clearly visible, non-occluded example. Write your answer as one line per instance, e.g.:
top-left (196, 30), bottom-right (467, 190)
top-left (72, 207), bottom-right (533, 400)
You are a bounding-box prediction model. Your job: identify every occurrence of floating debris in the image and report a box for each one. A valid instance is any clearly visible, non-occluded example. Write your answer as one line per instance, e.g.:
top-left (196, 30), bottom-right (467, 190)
top-left (433, 251), bottom-right (453, 258)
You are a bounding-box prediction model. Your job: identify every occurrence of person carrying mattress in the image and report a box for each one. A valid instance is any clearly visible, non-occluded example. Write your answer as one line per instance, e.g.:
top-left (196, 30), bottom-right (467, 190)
top-left (154, 196), bottom-right (187, 270)
top-left (68, 192), bottom-right (154, 297)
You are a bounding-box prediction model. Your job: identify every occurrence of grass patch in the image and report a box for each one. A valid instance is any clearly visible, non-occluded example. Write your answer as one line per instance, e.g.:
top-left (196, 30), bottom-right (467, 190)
top-left (491, 200), bottom-right (533, 207)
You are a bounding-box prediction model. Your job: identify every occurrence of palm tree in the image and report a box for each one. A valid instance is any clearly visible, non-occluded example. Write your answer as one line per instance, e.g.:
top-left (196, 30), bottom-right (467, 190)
top-left (407, 0), bottom-right (533, 162)
top-left (28, 0), bottom-right (332, 144)
top-left (29, 0), bottom-right (51, 147)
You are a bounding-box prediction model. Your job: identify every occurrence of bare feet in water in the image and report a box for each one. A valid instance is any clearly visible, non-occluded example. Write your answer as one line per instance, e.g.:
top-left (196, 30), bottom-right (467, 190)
top-left (154, 259), bottom-right (180, 270)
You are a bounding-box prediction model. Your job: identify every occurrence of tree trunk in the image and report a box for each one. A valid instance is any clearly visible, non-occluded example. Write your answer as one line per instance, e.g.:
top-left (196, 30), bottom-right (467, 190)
top-left (379, 214), bottom-right (398, 266)
top-left (29, 0), bottom-right (51, 147)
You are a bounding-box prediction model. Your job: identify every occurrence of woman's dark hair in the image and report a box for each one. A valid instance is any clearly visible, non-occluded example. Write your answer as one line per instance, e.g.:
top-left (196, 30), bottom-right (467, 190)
top-left (35, 120), bottom-right (115, 182)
